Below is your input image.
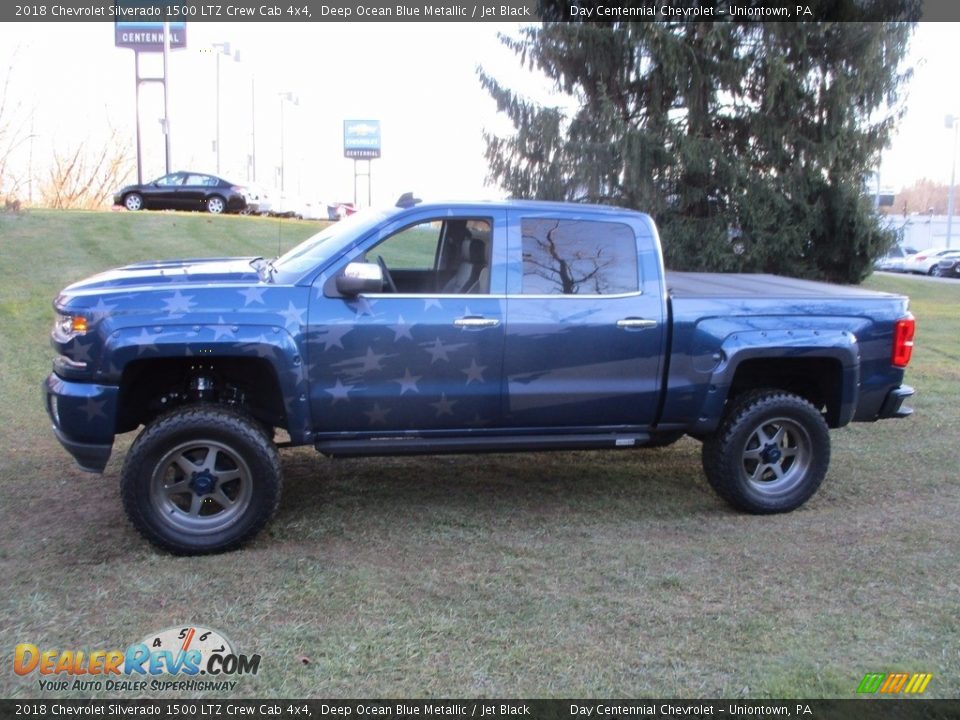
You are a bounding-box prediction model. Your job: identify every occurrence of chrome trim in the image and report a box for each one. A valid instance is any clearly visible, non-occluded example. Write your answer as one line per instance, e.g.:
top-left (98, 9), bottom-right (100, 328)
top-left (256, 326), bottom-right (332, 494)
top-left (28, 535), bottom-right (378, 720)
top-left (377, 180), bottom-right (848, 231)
top-left (505, 290), bottom-right (644, 300)
top-left (361, 290), bottom-right (645, 301)
top-left (363, 293), bottom-right (501, 300)
top-left (454, 317), bottom-right (500, 329)
top-left (55, 355), bottom-right (89, 371)
top-left (616, 318), bottom-right (658, 330)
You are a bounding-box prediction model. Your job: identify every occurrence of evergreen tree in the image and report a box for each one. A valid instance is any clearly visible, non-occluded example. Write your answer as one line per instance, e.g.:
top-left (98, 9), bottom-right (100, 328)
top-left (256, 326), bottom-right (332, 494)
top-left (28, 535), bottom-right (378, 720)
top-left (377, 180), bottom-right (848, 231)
top-left (479, 8), bottom-right (919, 283)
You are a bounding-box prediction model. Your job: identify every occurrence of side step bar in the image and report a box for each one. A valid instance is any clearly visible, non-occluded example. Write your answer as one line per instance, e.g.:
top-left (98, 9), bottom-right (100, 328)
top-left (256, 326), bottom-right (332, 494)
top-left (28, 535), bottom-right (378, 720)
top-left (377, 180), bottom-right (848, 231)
top-left (315, 433), bottom-right (651, 458)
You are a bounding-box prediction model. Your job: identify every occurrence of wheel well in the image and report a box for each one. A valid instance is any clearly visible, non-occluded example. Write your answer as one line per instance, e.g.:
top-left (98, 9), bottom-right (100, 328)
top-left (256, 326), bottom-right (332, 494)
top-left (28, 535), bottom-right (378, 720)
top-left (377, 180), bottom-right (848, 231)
top-left (727, 357), bottom-right (844, 427)
top-left (116, 357), bottom-right (286, 433)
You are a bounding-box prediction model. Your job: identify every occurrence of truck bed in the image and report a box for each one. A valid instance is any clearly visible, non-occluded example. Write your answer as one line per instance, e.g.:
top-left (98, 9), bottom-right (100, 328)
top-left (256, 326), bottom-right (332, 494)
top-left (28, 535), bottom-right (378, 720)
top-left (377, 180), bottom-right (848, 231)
top-left (666, 272), bottom-right (895, 299)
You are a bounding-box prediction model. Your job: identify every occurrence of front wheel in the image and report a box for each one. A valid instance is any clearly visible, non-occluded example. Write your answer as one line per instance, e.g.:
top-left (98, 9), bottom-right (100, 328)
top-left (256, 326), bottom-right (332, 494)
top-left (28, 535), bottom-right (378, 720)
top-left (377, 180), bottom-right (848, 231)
top-left (121, 405), bottom-right (281, 554)
top-left (702, 390), bottom-right (830, 514)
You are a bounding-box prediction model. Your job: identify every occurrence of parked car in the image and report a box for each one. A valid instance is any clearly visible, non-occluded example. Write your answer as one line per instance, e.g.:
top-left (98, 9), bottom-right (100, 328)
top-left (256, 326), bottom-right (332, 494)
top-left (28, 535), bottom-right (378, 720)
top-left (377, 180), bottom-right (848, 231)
top-left (300, 198), bottom-right (338, 221)
top-left (903, 247), bottom-right (960, 275)
top-left (267, 192), bottom-right (303, 219)
top-left (874, 245), bottom-right (917, 272)
top-left (114, 172), bottom-right (253, 214)
top-left (330, 201), bottom-right (357, 220)
top-left (934, 255), bottom-right (960, 278)
top-left (46, 195), bottom-right (915, 554)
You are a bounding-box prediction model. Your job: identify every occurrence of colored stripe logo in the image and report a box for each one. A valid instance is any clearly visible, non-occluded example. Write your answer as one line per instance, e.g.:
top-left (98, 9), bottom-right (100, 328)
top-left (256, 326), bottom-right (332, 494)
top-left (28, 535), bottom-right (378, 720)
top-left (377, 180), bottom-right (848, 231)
top-left (858, 672), bottom-right (932, 694)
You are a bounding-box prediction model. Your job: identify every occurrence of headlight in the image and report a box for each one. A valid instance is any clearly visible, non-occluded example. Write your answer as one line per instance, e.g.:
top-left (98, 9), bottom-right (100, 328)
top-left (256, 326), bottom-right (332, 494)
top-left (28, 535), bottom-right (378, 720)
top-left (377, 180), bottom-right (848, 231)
top-left (54, 313), bottom-right (89, 338)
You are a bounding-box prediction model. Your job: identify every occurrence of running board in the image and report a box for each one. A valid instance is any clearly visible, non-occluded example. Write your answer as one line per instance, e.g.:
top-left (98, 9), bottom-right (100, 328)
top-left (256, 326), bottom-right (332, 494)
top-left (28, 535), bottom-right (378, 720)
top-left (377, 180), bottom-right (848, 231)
top-left (315, 433), bottom-right (650, 458)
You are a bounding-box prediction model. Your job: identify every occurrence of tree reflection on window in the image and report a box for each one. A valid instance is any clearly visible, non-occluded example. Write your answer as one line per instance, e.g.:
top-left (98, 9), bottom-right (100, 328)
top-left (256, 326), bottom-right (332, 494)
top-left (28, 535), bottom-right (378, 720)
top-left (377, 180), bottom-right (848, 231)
top-left (521, 218), bottom-right (638, 295)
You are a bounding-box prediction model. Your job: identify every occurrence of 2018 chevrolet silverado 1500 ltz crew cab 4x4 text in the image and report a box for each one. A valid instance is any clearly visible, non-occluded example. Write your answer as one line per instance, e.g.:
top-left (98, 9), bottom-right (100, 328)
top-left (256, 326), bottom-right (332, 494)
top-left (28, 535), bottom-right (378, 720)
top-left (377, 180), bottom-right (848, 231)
top-left (45, 195), bottom-right (915, 554)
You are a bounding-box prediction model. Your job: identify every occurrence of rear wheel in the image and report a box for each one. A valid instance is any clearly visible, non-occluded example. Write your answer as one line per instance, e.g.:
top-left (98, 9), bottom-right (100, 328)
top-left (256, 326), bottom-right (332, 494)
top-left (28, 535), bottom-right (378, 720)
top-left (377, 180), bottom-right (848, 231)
top-left (121, 405), bottom-right (281, 554)
top-left (124, 193), bottom-right (143, 211)
top-left (702, 390), bottom-right (830, 514)
top-left (207, 195), bottom-right (226, 214)
top-left (930, 265), bottom-right (943, 277)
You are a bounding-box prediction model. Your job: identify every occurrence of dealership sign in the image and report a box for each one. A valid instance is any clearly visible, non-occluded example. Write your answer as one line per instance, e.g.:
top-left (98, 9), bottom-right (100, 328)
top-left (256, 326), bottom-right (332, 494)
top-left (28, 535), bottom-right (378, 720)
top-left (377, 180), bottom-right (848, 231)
top-left (344, 120), bottom-right (381, 159)
top-left (115, 21), bottom-right (187, 52)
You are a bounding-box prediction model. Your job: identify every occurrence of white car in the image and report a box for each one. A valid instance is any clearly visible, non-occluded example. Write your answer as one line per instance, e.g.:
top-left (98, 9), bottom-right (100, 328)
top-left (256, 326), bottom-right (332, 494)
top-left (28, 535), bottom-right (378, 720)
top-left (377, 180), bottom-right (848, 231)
top-left (903, 247), bottom-right (960, 275)
top-left (267, 192), bottom-right (303, 218)
top-left (300, 199), bottom-right (338, 221)
top-left (874, 245), bottom-right (917, 272)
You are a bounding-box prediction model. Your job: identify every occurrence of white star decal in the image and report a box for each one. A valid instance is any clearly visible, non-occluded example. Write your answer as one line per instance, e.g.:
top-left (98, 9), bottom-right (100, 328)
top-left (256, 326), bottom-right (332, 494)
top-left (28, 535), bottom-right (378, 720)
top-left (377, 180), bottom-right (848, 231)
top-left (244, 334), bottom-right (276, 358)
top-left (134, 328), bottom-right (160, 355)
top-left (364, 403), bottom-right (391, 425)
top-left (359, 347), bottom-right (385, 373)
top-left (71, 338), bottom-right (93, 363)
top-left (423, 298), bottom-right (443, 311)
top-left (350, 296), bottom-right (376, 317)
top-left (390, 315), bottom-right (413, 341)
top-left (90, 297), bottom-right (117, 321)
top-left (279, 301), bottom-right (306, 330)
top-left (82, 397), bottom-right (107, 421)
top-left (462, 358), bottom-right (487, 384)
top-left (394, 368), bottom-right (421, 395)
top-left (423, 338), bottom-right (461, 364)
top-left (239, 286), bottom-right (267, 306)
top-left (430, 394), bottom-right (457, 418)
top-left (162, 290), bottom-right (196, 315)
top-left (209, 316), bottom-right (234, 341)
top-left (319, 325), bottom-right (352, 351)
top-left (323, 379), bottom-right (354, 404)
top-left (466, 413), bottom-right (489, 428)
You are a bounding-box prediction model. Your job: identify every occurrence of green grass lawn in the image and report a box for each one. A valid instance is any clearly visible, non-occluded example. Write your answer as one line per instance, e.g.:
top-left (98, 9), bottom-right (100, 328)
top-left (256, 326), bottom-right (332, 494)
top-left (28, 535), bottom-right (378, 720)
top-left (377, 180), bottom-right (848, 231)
top-left (1, 210), bottom-right (958, 699)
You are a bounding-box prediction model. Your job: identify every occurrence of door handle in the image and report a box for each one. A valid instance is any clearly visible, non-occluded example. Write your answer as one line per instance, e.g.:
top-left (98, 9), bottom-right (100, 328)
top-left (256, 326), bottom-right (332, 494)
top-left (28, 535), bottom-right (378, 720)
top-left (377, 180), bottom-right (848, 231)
top-left (616, 317), bottom-right (658, 330)
top-left (454, 316), bottom-right (500, 330)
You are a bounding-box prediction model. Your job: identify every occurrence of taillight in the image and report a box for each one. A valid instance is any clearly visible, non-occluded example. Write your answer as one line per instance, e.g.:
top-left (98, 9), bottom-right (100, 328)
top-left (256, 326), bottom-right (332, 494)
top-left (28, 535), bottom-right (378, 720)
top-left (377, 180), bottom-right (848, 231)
top-left (892, 314), bottom-right (915, 368)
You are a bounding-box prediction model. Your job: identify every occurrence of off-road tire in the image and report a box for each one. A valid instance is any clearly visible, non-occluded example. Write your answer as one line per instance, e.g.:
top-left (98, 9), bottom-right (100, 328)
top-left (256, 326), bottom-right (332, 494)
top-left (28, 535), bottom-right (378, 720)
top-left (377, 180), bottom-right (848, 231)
top-left (702, 390), bottom-right (830, 514)
top-left (121, 405), bottom-right (281, 554)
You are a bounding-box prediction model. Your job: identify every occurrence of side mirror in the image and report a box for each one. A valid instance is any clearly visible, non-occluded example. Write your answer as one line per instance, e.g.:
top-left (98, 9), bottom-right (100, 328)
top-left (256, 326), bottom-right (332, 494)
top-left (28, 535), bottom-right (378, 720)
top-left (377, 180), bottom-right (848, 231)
top-left (336, 262), bottom-right (383, 296)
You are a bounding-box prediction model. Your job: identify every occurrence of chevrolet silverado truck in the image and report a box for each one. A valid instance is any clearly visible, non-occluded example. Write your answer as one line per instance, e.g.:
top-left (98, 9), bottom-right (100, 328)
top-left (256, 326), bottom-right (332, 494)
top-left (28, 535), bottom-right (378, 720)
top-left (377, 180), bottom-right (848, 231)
top-left (44, 195), bottom-right (916, 554)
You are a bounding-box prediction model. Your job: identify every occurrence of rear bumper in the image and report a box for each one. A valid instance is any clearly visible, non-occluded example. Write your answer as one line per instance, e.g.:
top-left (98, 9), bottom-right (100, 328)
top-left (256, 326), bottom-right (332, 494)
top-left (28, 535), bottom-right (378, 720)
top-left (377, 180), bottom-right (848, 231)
top-left (877, 384), bottom-right (914, 419)
top-left (44, 373), bottom-right (116, 473)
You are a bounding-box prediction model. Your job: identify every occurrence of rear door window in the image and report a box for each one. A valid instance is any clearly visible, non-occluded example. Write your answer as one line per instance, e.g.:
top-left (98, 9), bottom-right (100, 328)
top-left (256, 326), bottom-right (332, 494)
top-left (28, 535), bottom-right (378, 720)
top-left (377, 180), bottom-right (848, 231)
top-left (520, 218), bottom-right (639, 295)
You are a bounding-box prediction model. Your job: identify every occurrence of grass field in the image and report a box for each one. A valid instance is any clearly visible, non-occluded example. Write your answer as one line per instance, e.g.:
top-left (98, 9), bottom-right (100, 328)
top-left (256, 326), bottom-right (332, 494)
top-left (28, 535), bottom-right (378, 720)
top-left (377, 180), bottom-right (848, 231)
top-left (1, 209), bottom-right (958, 699)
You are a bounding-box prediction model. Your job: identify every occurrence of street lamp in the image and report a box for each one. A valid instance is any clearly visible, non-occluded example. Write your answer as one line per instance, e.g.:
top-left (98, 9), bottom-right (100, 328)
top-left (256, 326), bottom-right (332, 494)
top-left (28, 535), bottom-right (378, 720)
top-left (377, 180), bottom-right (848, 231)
top-left (278, 91), bottom-right (298, 193)
top-left (212, 42), bottom-right (239, 175)
top-left (946, 114), bottom-right (959, 250)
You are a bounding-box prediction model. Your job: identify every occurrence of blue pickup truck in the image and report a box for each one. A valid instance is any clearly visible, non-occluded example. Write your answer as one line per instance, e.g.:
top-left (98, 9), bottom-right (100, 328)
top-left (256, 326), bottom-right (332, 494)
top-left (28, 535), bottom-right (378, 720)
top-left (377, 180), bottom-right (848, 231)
top-left (45, 195), bottom-right (915, 554)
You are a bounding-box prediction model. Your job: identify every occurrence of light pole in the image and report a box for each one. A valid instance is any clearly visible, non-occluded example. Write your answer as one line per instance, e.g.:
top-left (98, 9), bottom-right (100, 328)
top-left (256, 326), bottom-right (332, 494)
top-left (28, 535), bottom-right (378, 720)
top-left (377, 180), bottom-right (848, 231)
top-left (278, 91), bottom-right (298, 193)
top-left (212, 42), bottom-right (237, 175)
top-left (250, 75), bottom-right (257, 182)
top-left (946, 114), bottom-right (959, 250)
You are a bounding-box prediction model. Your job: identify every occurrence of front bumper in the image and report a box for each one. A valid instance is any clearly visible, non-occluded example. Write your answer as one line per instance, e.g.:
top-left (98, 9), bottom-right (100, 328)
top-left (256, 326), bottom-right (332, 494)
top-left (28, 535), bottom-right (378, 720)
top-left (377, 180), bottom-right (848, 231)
top-left (878, 384), bottom-right (915, 419)
top-left (44, 373), bottom-right (117, 473)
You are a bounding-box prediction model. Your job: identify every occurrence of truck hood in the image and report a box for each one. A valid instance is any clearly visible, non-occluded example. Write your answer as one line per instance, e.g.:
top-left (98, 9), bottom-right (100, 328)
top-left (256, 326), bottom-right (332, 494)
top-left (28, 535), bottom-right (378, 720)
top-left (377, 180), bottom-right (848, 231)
top-left (61, 257), bottom-right (263, 294)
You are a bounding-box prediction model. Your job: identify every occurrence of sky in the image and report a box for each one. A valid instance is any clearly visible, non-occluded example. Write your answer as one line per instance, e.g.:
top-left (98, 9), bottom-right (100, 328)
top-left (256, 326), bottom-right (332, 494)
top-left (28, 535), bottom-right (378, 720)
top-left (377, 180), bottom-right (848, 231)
top-left (0, 21), bottom-right (958, 208)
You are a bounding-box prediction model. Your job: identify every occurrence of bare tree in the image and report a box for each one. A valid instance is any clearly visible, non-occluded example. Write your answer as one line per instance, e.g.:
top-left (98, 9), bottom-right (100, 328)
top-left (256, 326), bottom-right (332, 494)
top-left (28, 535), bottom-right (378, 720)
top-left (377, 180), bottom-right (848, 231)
top-left (0, 51), bottom-right (33, 204)
top-left (886, 178), bottom-right (953, 216)
top-left (40, 127), bottom-right (134, 210)
top-left (522, 220), bottom-right (614, 295)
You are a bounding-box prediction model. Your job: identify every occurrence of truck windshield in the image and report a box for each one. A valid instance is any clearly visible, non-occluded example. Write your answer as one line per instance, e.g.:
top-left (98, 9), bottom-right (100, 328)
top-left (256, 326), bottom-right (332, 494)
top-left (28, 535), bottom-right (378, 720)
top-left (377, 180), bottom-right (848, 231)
top-left (272, 208), bottom-right (390, 280)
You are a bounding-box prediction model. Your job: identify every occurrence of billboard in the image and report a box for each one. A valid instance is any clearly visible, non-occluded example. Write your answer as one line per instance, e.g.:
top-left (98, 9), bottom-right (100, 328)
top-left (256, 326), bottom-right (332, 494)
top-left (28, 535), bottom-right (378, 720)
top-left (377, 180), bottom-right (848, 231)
top-left (344, 120), bottom-right (381, 159)
top-left (115, 21), bottom-right (187, 52)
